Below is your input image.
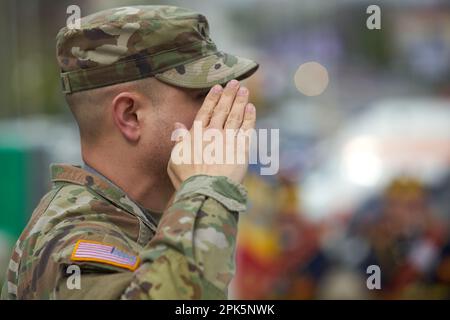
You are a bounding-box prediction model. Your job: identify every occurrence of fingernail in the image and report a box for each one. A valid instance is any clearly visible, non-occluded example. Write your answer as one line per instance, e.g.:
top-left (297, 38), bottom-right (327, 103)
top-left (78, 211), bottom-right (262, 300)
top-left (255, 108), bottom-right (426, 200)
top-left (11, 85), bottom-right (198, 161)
top-left (227, 79), bottom-right (239, 88)
top-left (238, 87), bottom-right (248, 96)
top-left (246, 103), bottom-right (255, 113)
top-left (212, 84), bottom-right (222, 93)
top-left (174, 122), bottom-right (185, 130)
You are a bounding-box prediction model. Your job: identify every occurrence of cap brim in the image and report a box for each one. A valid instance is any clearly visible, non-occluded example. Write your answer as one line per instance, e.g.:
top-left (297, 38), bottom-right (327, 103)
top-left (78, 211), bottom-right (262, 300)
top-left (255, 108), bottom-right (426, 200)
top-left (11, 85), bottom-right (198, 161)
top-left (155, 52), bottom-right (259, 89)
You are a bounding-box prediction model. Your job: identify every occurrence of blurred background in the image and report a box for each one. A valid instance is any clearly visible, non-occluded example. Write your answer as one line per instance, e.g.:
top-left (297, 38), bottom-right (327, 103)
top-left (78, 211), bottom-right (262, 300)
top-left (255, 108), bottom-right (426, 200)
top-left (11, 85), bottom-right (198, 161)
top-left (1, 0), bottom-right (450, 299)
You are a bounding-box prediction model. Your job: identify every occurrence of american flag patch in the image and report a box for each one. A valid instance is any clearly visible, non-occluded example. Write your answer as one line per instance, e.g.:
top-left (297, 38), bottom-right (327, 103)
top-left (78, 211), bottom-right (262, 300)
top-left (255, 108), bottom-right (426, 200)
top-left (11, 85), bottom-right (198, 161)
top-left (71, 240), bottom-right (140, 271)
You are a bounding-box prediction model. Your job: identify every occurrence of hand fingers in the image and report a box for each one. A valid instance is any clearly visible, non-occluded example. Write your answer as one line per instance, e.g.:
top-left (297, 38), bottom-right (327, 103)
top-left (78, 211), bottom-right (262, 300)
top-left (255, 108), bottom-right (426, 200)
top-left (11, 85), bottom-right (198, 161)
top-left (240, 103), bottom-right (256, 131)
top-left (194, 84), bottom-right (223, 127)
top-left (224, 87), bottom-right (248, 130)
top-left (208, 79), bottom-right (240, 128)
top-left (237, 103), bottom-right (256, 160)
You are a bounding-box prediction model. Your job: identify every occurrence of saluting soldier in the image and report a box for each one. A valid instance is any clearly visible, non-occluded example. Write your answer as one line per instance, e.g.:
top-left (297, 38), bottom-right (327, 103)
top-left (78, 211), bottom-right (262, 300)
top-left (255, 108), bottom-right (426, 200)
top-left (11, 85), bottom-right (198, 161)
top-left (1, 5), bottom-right (258, 299)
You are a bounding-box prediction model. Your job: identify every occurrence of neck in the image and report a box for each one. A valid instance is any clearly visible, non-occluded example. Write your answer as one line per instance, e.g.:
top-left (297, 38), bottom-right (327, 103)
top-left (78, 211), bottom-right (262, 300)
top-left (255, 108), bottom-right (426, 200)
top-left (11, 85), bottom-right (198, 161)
top-left (83, 154), bottom-right (174, 213)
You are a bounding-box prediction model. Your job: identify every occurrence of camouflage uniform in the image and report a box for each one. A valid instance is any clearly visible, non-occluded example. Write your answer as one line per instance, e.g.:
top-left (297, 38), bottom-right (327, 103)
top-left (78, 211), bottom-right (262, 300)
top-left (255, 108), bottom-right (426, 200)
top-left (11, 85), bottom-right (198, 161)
top-left (1, 5), bottom-right (257, 299)
top-left (1, 164), bottom-right (247, 299)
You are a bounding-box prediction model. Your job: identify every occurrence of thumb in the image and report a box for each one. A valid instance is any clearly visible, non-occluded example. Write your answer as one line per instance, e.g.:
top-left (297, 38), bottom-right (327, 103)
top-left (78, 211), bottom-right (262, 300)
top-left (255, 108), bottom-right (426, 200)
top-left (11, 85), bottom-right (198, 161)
top-left (171, 122), bottom-right (189, 143)
top-left (174, 122), bottom-right (187, 130)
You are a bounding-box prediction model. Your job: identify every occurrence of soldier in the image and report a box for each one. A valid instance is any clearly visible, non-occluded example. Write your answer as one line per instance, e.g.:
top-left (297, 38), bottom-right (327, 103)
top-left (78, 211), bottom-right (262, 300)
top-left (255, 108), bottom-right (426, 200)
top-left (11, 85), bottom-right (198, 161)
top-left (1, 5), bottom-right (258, 299)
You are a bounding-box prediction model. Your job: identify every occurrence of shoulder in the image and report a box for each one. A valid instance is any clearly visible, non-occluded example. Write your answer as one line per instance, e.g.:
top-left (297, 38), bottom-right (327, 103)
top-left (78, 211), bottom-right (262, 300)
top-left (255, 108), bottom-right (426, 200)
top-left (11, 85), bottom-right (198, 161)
top-left (21, 182), bottom-right (141, 257)
top-left (31, 183), bottom-right (112, 235)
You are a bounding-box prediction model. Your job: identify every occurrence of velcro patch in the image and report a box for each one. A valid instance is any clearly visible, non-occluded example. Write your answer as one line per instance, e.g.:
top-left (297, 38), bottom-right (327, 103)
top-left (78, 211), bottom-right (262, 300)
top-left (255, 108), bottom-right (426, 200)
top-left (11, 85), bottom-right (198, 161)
top-left (71, 240), bottom-right (140, 271)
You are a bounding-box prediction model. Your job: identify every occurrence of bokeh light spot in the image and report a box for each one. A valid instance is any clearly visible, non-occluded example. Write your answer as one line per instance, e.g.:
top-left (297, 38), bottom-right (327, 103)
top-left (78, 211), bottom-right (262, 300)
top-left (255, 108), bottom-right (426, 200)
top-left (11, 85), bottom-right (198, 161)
top-left (294, 61), bottom-right (329, 96)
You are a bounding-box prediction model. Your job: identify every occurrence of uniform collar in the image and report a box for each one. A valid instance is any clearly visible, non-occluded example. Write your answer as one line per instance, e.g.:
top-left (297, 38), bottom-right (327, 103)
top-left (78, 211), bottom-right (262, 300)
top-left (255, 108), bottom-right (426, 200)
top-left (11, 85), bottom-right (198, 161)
top-left (50, 163), bottom-right (159, 231)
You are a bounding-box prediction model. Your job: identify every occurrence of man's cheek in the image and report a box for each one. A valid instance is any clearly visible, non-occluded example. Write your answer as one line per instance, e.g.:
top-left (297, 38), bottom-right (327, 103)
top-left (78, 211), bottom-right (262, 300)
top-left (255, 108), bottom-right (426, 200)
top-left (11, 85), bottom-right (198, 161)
top-left (185, 107), bottom-right (200, 129)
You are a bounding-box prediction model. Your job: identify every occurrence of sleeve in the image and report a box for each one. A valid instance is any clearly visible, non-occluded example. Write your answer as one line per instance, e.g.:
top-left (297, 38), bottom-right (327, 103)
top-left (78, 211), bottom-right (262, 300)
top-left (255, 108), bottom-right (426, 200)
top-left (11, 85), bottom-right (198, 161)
top-left (51, 175), bottom-right (247, 300)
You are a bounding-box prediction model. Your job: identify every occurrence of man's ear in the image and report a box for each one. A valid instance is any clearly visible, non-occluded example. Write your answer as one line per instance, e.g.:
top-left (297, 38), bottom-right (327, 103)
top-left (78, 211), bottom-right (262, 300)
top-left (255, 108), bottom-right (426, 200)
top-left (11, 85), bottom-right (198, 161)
top-left (112, 92), bottom-right (144, 142)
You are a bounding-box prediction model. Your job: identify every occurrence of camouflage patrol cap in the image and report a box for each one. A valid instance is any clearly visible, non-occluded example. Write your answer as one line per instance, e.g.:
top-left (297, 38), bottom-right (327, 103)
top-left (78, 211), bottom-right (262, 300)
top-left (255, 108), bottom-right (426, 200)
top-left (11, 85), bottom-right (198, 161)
top-left (56, 5), bottom-right (259, 94)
